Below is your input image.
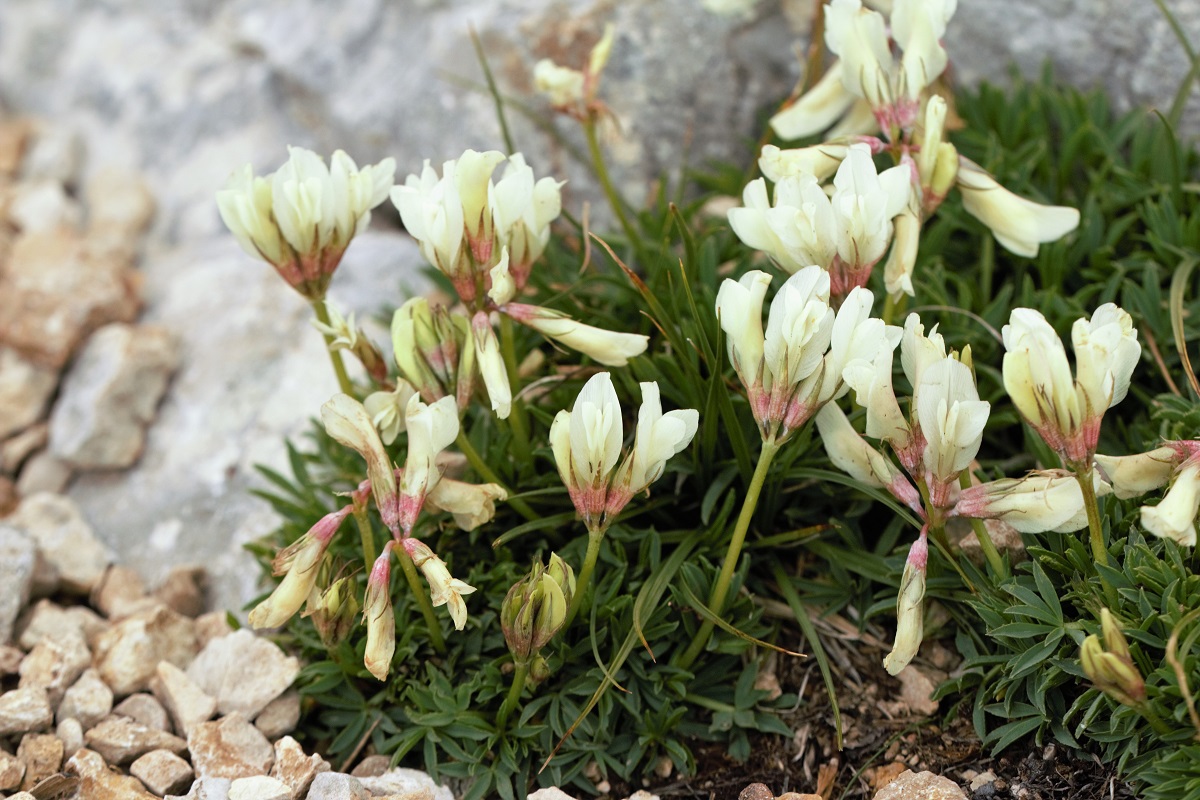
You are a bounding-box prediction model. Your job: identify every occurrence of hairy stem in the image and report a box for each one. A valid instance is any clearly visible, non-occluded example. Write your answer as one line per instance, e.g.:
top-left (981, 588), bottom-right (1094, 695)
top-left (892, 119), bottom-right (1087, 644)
top-left (564, 526), bottom-right (605, 629)
top-left (496, 660), bottom-right (530, 730)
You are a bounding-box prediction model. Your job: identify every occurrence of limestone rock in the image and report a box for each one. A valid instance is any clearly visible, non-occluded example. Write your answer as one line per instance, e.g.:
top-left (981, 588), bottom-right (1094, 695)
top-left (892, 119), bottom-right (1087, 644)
top-left (49, 323), bottom-right (178, 469)
top-left (93, 565), bottom-right (152, 620)
top-left (16, 733), bottom-right (63, 791)
top-left (229, 774), bottom-right (290, 800)
top-left (17, 599), bottom-right (109, 650)
top-left (84, 714), bottom-right (187, 765)
top-left (270, 736), bottom-right (329, 799)
top-left (0, 749), bottom-right (26, 792)
top-left (0, 644), bottom-right (24, 676)
top-left (93, 604), bottom-right (197, 696)
top-left (350, 754), bottom-right (391, 778)
top-left (8, 179), bottom-right (81, 234)
top-left (188, 713), bottom-right (274, 781)
top-left (359, 768), bottom-right (453, 800)
top-left (5, 492), bottom-right (112, 594)
top-left (151, 661), bottom-right (217, 736)
top-left (56, 717), bottom-right (85, 756)
top-left (66, 747), bottom-right (157, 800)
top-left (872, 770), bottom-right (967, 800)
top-left (0, 475), bottom-right (16, 516)
top-left (253, 690), bottom-right (299, 740)
top-left (0, 348), bottom-right (58, 440)
top-left (58, 668), bottom-right (114, 729)
top-left (187, 630), bottom-right (300, 719)
top-left (155, 565), bottom-right (208, 618)
top-left (0, 120), bottom-right (29, 176)
top-left (0, 230), bottom-right (139, 369)
top-left (166, 777), bottom-right (233, 800)
top-left (0, 422), bottom-right (48, 476)
top-left (15, 450), bottom-right (73, 496)
top-left (130, 749), bottom-right (194, 796)
top-left (0, 686), bottom-right (53, 736)
top-left (194, 612), bottom-right (233, 648)
top-left (307, 772), bottom-right (371, 800)
top-left (85, 167), bottom-right (155, 239)
top-left (113, 693), bottom-right (171, 732)
top-left (18, 628), bottom-right (91, 705)
top-left (0, 524), bottom-right (35, 644)
top-left (19, 124), bottom-right (83, 187)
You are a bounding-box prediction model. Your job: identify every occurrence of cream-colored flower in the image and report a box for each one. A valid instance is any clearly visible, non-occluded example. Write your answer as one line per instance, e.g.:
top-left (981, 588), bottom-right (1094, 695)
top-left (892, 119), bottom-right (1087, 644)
top-left (455, 149), bottom-right (506, 256)
top-left (311, 301), bottom-right (359, 351)
top-left (814, 403), bottom-right (920, 513)
top-left (828, 144), bottom-right (911, 291)
top-left (321, 393), bottom-right (399, 534)
top-left (915, 96), bottom-right (957, 212)
top-left (953, 470), bottom-right (1112, 533)
top-left (891, 0), bottom-right (956, 101)
top-left (426, 477), bottom-right (508, 531)
top-left (248, 505), bottom-right (351, 629)
top-left (758, 143), bottom-right (849, 183)
top-left (957, 157), bottom-right (1080, 257)
top-left (915, 356), bottom-right (989, 492)
top-left (551, 372), bottom-right (624, 526)
top-left (825, 0), bottom-right (893, 111)
top-left (363, 542), bottom-right (395, 680)
top-left (363, 379), bottom-right (418, 446)
top-left (491, 154), bottom-right (564, 287)
top-left (399, 394), bottom-right (461, 514)
top-left (769, 62), bottom-right (859, 141)
top-left (613, 382), bottom-right (699, 496)
top-left (883, 532), bottom-right (927, 675)
top-left (534, 60), bottom-right (585, 107)
top-left (727, 174), bottom-right (837, 274)
top-left (1141, 460), bottom-right (1200, 546)
top-left (817, 286), bottom-right (896, 405)
top-left (471, 311), bottom-right (512, 420)
top-left (217, 165), bottom-right (285, 266)
top-left (391, 298), bottom-right (476, 409)
top-left (403, 538), bottom-right (477, 631)
top-left (1095, 446), bottom-right (1179, 499)
top-left (715, 270), bottom-right (772, 390)
top-left (503, 303), bottom-right (648, 367)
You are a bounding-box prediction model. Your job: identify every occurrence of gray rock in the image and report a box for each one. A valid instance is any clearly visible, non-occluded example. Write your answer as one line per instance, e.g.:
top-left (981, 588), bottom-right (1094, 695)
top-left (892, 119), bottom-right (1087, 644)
top-left (0, 347), bottom-right (58, 440)
top-left (131, 749), bottom-right (195, 797)
top-left (58, 668), bottom-right (115, 729)
top-left (56, 716), bottom-right (85, 756)
top-left (188, 713), bottom-right (274, 781)
top-left (186, 630), bottom-right (299, 720)
top-left (252, 689), bottom-right (299, 740)
top-left (93, 604), bottom-right (198, 696)
top-left (0, 525), bottom-right (35, 644)
top-left (113, 692), bottom-right (171, 732)
top-left (49, 322), bottom-right (178, 469)
top-left (7, 179), bottom-right (81, 234)
top-left (307, 772), bottom-right (371, 800)
top-left (17, 629), bottom-right (91, 705)
top-left (359, 767), bottom-right (454, 800)
top-left (17, 599), bottom-right (109, 650)
top-left (14, 450), bottom-right (73, 496)
top-left (228, 774), bottom-right (290, 800)
top-left (19, 123), bottom-right (83, 187)
top-left (0, 687), bottom-right (53, 736)
top-left (151, 661), bottom-right (217, 736)
top-left (154, 565), bottom-right (208, 618)
top-left (167, 777), bottom-right (233, 800)
top-left (350, 754), bottom-right (390, 778)
top-left (84, 714), bottom-right (188, 765)
top-left (0, 422), bottom-right (48, 476)
top-left (0, 643), bottom-right (23, 676)
top-left (4, 492), bottom-right (113, 594)
top-left (270, 735), bottom-right (329, 799)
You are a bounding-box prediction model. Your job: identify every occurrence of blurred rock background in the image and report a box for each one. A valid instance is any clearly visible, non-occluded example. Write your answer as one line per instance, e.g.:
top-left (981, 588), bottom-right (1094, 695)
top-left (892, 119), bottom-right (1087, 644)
top-left (0, 0), bottom-right (1195, 611)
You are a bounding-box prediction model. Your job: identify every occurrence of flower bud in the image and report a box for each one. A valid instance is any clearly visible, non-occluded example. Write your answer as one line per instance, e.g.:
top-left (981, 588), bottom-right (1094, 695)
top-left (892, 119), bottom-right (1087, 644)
top-left (363, 542), bottom-right (396, 680)
top-left (248, 505), bottom-right (351, 630)
top-left (1081, 615), bottom-right (1146, 708)
top-left (957, 157), bottom-right (1080, 258)
top-left (391, 298), bottom-right (476, 410)
top-left (472, 311), bottom-right (512, 419)
top-left (502, 556), bottom-right (575, 664)
top-left (304, 575), bottom-right (360, 648)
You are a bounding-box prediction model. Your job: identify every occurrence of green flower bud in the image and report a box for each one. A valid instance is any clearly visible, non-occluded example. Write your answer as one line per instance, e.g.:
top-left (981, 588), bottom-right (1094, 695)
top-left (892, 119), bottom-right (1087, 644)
top-left (391, 298), bottom-right (475, 409)
top-left (304, 576), bottom-right (360, 648)
top-left (501, 555), bottom-right (576, 664)
top-left (1081, 614), bottom-right (1146, 707)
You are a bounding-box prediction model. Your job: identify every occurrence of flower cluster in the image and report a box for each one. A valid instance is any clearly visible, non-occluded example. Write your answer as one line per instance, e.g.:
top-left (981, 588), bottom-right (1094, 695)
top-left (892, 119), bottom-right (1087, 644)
top-left (533, 25), bottom-right (615, 121)
top-left (1098, 441), bottom-right (1200, 546)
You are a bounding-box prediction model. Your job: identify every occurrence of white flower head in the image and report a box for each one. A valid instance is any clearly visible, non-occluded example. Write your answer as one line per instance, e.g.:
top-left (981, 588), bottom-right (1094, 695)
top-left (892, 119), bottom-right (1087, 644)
top-left (953, 469), bottom-right (1112, 534)
top-left (616, 382), bottom-right (699, 496)
top-left (1141, 461), bottom-right (1200, 546)
top-left (504, 304), bottom-right (648, 367)
top-left (828, 144), bottom-right (911, 294)
top-left (916, 356), bottom-right (989, 499)
top-left (551, 372), bottom-right (624, 527)
top-left (392, 159), bottom-right (467, 282)
top-left (727, 176), bottom-right (837, 275)
top-left (956, 157), bottom-right (1080, 258)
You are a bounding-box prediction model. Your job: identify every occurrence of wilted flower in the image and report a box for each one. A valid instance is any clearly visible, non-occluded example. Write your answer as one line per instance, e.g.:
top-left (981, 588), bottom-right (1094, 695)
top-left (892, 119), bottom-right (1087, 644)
top-left (952, 469), bottom-right (1112, 533)
top-left (321, 394), bottom-right (400, 536)
top-left (1002, 305), bottom-right (1139, 466)
top-left (391, 298), bottom-right (476, 410)
top-left (304, 575), bottom-right (360, 648)
top-left (502, 303), bottom-right (648, 367)
top-left (534, 25), bottom-right (615, 119)
top-left (397, 395), bottom-right (461, 535)
top-left (248, 505), bottom-right (351, 629)
top-left (883, 530), bottom-right (928, 675)
top-left (814, 403), bottom-right (922, 514)
top-left (363, 379), bottom-right (418, 445)
top-left (402, 538), bottom-right (476, 631)
top-left (363, 542), bottom-right (396, 680)
top-left (957, 158), bottom-right (1081, 258)
top-left (217, 147), bottom-right (395, 300)
top-left (425, 476), bottom-right (508, 531)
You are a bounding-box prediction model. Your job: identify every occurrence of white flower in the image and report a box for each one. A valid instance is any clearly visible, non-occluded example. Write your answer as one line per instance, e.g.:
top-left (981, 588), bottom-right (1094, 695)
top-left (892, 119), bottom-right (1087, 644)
top-left (825, 0), bottom-right (893, 111)
top-left (764, 267), bottom-right (836, 398)
top-left (363, 379), bottom-right (418, 445)
top-left (404, 538), bottom-right (476, 630)
top-left (814, 403), bottom-right (917, 511)
top-left (758, 143), bottom-right (848, 183)
top-left (217, 165), bottom-right (285, 266)
top-left (715, 270), bottom-right (772, 389)
top-left (915, 96), bottom-right (958, 211)
top-left (392, 159), bottom-right (466, 280)
top-left (891, 0), bottom-right (957, 101)
top-left (311, 301), bottom-right (359, 351)
top-left (426, 478), bottom-right (508, 531)
top-left (883, 532), bottom-right (927, 676)
top-left (491, 154), bottom-right (564, 284)
top-left (882, 195), bottom-right (920, 297)
top-left (956, 157), bottom-right (1080, 257)
top-left (916, 356), bottom-right (989, 489)
top-left (1095, 446), bottom-right (1179, 499)
top-left (399, 394), bottom-right (461, 511)
top-left (455, 149), bottom-right (506, 255)
top-left (504, 303), bottom-right (648, 367)
top-left (248, 506), bottom-right (351, 629)
top-left (843, 335), bottom-right (909, 448)
top-left (769, 62), bottom-right (859, 141)
top-left (551, 372), bottom-right (624, 497)
top-left (1072, 304), bottom-right (1140, 415)
top-left (471, 311), bottom-right (512, 420)
top-left (534, 60), bottom-right (585, 107)
top-left (900, 313), bottom-right (947, 390)
top-left (828, 144), bottom-right (911, 277)
top-left (1141, 461), bottom-right (1200, 546)
top-left (615, 382), bottom-right (699, 496)
top-left (727, 175), bottom-right (837, 274)
top-left (363, 542), bottom-right (395, 680)
top-left (818, 286), bottom-right (896, 404)
top-left (953, 470), bottom-right (1112, 534)
top-left (322, 393), bottom-right (399, 534)
top-left (328, 149), bottom-right (398, 246)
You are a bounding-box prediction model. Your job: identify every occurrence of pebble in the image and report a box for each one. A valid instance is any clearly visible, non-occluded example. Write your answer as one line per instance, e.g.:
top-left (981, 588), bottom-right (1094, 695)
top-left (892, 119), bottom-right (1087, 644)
top-left (155, 565), bottom-right (208, 618)
top-left (307, 772), bottom-right (372, 800)
top-left (187, 629), bottom-right (300, 719)
top-left (18, 628), bottom-right (91, 704)
top-left (5, 492), bottom-right (113, 594)
top-left (360, 767), bottom-right (454, 800)
top-left (229, 774), bottom-right (291, 800)
top-left (0, 347), bottom-right (58, 440)
top-left (0, 525), bottom-right (35, 644)
top-left (0, 686), bottom-right (53, 736)
top-left (17, 599), bottom-right (108, 649)
top-left (165, 777), bottom-right (232, 800)
top-left (57, 667), bottom-right (114, 729)
top-left (93, 604), bottom-right (198, 696)
top-left (350, 754), bottom-right (391, 778)
top-left (67, 747), bottom-right (158, 800)
top-left (188, 713), bottom-right (274, 780)
top-left (113, 692), bottom-right (171, 732)
top-left (93, 564), bottom-right (153, 619)
top-left (83, 714), bottom-right (188, 765)
top-left (152, 661), bottom-right (217, 736)
top-left (253, 689), bottom-right (300, 740)
top-left (16, 732), bottom-right (63, 791)
top-left (131, 749), bottom-right (195, 796)
top-left (270, 735), bottom-right (329, 799)
top-left (56, 717), bottom-right (85, 756)
top-left (873, 769), bottom-right (967, 800)
top-left (0, 749), bottom-right (26, 792)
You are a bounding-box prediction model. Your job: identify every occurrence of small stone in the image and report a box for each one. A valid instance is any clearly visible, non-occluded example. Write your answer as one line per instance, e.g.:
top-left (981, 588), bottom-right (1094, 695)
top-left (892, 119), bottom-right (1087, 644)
top-left (872, 770), bottom-right (967, 800)
top-left (775, 794), bottom-right (822, 800)
top-left (359, 767), bottom-right (454, 800)
top-left (93, 604), bottom-right (198, 696)
top-left (85, 168), bottom-right (155, 239)
top-left (84, 714), bottom-right (187, 765)
top-left (0, 749), bottom-right (26, 792)
top-left (18, 628), bottom-right (91, 705)
top-left (92, 565), bottom-right (153, 620)
top-left (56, 717), bottom-right (85, 756)
top-left (306, 772), bottom-right (371, 800)
top-left (895, 666), bottom-right (940, 717)
top-left (0, 644), bottom-right (24, 675)
top-left (151, 661), bottom-right (217, 736)
top-left (49, 323), bottom-right (178, 469)
top-left (229, 774), bottom-right (290, 800)
top-left (58, 668), bottom-right (114, 729)
top-left (270, 736), bottom-right (329, 798)
top-left (0, 686), bottom-right (53, 736)
top-left (0, 348), bottom-right (58, 441)
top-left (155, 565), bottom-right (208, 618)
top-left (253, 690), bottom-right (299, 739)
top-left (131, 749), bottom-right (195, 796)
top-left (0, 119), bottom-right (29, 175)
top-left (19, 125), bottom-right (83, 186)
top-left (17, 600), bottom-right (109, 650)
top-left (0, 422), bottom-right (48, 475)
top-left (5, 493), bottom-right (113, 594)
top-left (17, 733), bottom-right (62, 791)
top-left (66, 747), bottom-right (157, 799)
top-left (0, 525), bottom-right (35, 644)
top-left (8, 179), bottom-right (81, 234)
top-left (15, 450), bottom-right (73, 496)
top-left (738, 787), bottom-right (773, 800)
top-left (194, 612), bottom-right (233, 648)
top-left (529, 790), bottom-right (579, 800)
top-left (113, 693), bottom-right (171, 732)
top-left (866, 763), bottom-right (909, 794)
top-left (187, 630), bottom-right (300, 719)
top-left (969, 770), bottom-right (997, 792)
top-left (166, 777), bottom-right (232, 800)
top-left (350, 754), bottom-right (391, 778)
top-left (188, 713), bottom-right (274, 781)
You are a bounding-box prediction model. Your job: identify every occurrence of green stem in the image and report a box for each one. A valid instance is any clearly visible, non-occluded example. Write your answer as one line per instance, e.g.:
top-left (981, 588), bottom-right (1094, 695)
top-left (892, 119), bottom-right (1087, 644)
top-left (351, 508), bottom-right (377, 573)
top-left (677, 439), bottom-right (780, 670)
top-left (1077, 467), bottom-right (1119, 606)
top-left (394, 542), bottom-right (446, 654)
top-left (959, 472), bottom-right (1007, 579)
top-left (583, 115), bottom-right (640, 252)
top-left (1138, 701), bottom-right (1174, 737)
top-left (496, 660), bottom-right (530, 730)
top-left (469, 27), bottom-right (516, 155)
top-left (564, 526), bottom-right (605, 628)
top-left (311, 299), bottom-right (356, 396)
top-left (498, 315), bottom-right (532, 466)
top-left (454, 430), bottom-right (537, 522)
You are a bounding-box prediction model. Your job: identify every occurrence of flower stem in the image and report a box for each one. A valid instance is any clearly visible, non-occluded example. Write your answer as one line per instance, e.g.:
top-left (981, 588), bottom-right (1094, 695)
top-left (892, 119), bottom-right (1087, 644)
top-left (1138, 701), bottom-right (1174, 737)
top-left (564, 526), bottom-right (605, 629)
top-left (1077, 467), bottom-right (1119, 606)
top-left (496, 660), bottom-right (530, 730)
top-left (351, 508), bottom-right (377, 574)
top-left (677, 438), bottom-right (780, 670)
top-left (583, 114), bottom-right (640, 252)
top-left (498, 315), bottom-right (532, 466)
top-left (394, 540), bottom-right (446, 654)
top-left (310, 299), bottom-right (356, 396)
top-left (454, 430), bottom-right (537, 522)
